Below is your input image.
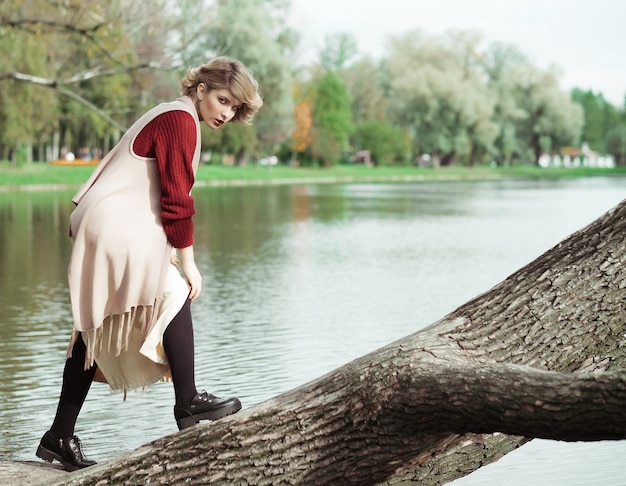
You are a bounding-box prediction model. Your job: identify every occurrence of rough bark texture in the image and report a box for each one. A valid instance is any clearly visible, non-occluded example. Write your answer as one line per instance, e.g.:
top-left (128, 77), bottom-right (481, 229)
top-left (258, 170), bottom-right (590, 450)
top-left (51, 199), bottom-right (626, 486)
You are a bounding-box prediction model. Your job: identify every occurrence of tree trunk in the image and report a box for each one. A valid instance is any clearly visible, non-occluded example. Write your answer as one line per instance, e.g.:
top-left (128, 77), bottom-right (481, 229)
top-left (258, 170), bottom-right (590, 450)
top-left (50, 129), bottom-right (60, 162)
top-left (54, 199), bottom-right (626, 486)
top-left (440, 150), bottom-right (456, 166)
top-left (236, 148), bottom-right (250, 167)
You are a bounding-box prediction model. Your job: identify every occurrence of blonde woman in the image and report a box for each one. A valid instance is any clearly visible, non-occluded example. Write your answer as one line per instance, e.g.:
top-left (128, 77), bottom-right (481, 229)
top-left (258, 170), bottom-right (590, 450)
top-left (36, 57), bottom-right (263, 472)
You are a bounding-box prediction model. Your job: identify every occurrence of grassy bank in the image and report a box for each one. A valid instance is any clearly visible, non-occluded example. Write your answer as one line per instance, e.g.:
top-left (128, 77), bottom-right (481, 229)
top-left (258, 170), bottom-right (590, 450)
top-left (1, 161), bottom-right (624, 189)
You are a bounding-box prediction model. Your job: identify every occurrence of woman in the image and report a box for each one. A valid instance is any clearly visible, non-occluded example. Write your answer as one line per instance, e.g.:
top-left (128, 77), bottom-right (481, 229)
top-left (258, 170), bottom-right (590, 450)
top-left (36, 57), bottom-right (263, 472)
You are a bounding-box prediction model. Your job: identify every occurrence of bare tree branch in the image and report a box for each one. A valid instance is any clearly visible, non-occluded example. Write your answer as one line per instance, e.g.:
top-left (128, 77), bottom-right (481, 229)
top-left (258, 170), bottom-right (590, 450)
top-left (2, 13), bottom-right (125, 68)
top-left (0, 62), bottom-right (174, 131)
top-left (0, 71), bottom-right (57, 87)
top-left (1, 17), bottom-right (103, 35)
top-left (59, 62), bottom-right (171, 84)
top-left (56, 86), bottom-right (126, 132)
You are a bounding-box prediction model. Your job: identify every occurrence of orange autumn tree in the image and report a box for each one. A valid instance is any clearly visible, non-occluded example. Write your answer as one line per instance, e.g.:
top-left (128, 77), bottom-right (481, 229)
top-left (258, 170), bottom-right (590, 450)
top-left (292, 100), bottom-right (313, 160)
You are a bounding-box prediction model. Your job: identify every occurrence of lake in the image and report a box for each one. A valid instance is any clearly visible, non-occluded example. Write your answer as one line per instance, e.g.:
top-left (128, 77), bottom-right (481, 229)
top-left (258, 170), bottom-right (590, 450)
top-left (0, 176), bottom-right (624, 484)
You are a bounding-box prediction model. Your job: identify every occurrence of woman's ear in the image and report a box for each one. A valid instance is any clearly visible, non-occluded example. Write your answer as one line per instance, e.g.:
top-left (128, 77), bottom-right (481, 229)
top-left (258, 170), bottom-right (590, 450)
top-left (196, 82), bottom-right (205, 100)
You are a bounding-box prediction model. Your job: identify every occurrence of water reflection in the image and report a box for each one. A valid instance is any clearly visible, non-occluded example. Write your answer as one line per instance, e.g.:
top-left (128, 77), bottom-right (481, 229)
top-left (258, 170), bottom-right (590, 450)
top-left (1, 178), bottom-right (625, 484)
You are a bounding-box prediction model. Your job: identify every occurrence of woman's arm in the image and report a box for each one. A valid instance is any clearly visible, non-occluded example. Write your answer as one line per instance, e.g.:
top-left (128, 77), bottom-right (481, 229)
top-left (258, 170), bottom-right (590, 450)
top-left (135, 110), bottom-right (201, 299)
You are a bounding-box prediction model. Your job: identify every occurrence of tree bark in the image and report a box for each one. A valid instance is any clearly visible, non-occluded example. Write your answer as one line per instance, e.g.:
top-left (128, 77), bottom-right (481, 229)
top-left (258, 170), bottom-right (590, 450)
top-left (53, 198), bottom-right (626, 486)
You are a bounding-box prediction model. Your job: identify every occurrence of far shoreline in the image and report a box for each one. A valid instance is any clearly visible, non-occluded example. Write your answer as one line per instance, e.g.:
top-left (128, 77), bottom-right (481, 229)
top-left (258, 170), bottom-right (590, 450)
top-left (0, 163), bottom-right (624, 193)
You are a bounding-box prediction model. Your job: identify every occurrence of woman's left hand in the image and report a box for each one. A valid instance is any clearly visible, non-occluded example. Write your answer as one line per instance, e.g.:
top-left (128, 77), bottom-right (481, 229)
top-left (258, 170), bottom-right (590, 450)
top-left (178, 246), bottom-right (203, 301)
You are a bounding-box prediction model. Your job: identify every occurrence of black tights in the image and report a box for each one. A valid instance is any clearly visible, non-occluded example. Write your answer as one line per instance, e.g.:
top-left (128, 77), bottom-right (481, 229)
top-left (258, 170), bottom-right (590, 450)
top-left (49, 335), bottom-right (96, 439)
top-left (49, 299), bottom-right (197, 438)
top-left (163, 298), bottom-right (198, 405)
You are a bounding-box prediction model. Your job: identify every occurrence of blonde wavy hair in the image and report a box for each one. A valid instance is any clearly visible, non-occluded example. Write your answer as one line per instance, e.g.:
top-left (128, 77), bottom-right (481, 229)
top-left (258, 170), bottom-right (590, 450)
top-left (181, 57), bottom-right (263, 125)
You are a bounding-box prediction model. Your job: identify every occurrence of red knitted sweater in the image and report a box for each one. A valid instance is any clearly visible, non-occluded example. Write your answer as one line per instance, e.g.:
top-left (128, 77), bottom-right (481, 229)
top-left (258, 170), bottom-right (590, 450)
top-left (133, 110), bottom-right (197, 248)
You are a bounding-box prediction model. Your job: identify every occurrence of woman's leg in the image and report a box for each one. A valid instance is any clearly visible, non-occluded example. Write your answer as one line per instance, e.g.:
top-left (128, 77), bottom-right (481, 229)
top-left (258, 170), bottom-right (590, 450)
top-left (50, 335), bottom-right (97, 438)
top-left (162, 298), bottom-right (197, 406)
top-left (163, 299), bottom-right (242, 430)
top-left (37, 335), bottom-right (97, 471)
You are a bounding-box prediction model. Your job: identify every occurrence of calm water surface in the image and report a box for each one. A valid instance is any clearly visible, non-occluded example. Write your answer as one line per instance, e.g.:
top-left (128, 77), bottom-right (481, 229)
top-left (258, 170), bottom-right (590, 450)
top-left (0, 176), bottom-right (624, 484)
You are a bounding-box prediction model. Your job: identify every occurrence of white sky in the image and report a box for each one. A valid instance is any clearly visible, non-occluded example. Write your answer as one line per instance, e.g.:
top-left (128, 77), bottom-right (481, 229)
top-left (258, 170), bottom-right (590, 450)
top-left (290, 0), bottom-right (626, 106)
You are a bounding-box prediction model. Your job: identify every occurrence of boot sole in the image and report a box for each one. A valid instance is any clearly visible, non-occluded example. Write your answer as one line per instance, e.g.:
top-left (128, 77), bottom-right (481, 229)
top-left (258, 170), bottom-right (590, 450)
top-left (177, 399), bottom-right (242, 430)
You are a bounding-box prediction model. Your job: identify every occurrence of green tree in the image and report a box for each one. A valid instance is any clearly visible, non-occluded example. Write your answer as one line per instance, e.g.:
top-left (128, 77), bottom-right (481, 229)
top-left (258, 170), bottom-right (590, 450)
top-left (512, 65), bottom-right (583, 163)
top-left (353, 120), bottom-right (409, 166)
top-left (181, 0), bottom-right (296, 157)
top-left (386, 30), bottom-right (498, 166)
top-left (482, 42), bottom-right (529, 166)
top-left (606, 125), bottom-right (626, 165)
top-left (0, 27), bottom-right (56, 164)
top-left (612, 94), bottom-right (626, 165)
top-left (0, 0), bottom-right (174, 161)
top-left (571, 88), bottom-right (623, 154)
top-left (49, 1), bottom-right (138, 156)
top-left (199, 119), bottom-right (259, 166)
top-left (309, 71), bottom-right (353, 167)
top-left (320, 33), bottom-right (358, 71)
top-left (340, 58), bottom-right (389, 127)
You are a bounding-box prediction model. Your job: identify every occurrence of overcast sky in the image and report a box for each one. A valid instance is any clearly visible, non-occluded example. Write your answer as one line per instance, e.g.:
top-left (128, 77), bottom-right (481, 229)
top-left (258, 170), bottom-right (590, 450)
top-left (290, 0), bottom-right (625, 106)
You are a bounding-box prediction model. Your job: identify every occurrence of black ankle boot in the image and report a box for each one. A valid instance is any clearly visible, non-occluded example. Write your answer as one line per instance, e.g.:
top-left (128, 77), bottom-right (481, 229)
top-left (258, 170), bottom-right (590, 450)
top-left (174, 391), bottom-right (242, 430)
top-left (36, 431), bottom-right (97, 472)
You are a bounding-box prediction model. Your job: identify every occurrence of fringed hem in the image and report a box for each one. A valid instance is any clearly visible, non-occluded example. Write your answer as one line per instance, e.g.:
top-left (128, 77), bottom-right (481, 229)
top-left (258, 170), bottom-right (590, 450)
top-left (66, 298), bottom-right (162, 371)
top-left (107, 372), bottom-right (173, 400)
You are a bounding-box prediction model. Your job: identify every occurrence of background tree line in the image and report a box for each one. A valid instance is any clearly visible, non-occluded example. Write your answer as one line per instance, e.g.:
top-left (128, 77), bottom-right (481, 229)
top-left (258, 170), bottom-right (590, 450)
top-left (1, 0), bottom-right (625, 168)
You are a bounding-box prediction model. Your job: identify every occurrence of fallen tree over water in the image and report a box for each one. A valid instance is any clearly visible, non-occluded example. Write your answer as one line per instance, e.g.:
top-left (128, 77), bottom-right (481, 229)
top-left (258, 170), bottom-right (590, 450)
top-left (54, 199), bottom-right (626, 485)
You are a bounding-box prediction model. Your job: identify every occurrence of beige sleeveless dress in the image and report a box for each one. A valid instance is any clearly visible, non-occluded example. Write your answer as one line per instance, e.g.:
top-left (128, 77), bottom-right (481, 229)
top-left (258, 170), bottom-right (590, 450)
top-left (66, 96), bottom-right (201, 391)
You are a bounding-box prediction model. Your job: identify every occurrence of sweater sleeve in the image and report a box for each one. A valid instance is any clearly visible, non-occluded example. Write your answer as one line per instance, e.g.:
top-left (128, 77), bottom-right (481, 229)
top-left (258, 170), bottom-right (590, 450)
top-left (134, 110), bottom-right (198, 248)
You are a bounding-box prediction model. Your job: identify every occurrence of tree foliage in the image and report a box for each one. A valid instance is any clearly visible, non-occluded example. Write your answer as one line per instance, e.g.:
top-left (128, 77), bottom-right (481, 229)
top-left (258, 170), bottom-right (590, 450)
top-left (309, 71), bottom-right (353, 167)
top-left (201, 122), bottom-right (259, 166)
top-left (512, 65), bottom-right (584, 162)
top-left (186, 0), bottom-right (296, 154)
top-left (340, 58), bottom-right (389, 127)
top-left (0, 0), bottom-right (173, 161)
top-left (386, 30), bottom-right (500, 166)
top-left (0, 0), bottom-right (623, 166)
top-left (571, 88), bottom-right (624, 157)
top-left (320, 32), bottom-right (358, 71)
top-left (0, 27), bottom-right (55, 163)
top-left (354, 120), bottom-right (409, 166)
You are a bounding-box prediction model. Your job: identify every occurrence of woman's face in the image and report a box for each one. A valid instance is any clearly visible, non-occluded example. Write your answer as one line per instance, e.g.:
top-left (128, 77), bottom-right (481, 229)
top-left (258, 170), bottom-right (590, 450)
top-left (196, 84), bottom-right (241, 129)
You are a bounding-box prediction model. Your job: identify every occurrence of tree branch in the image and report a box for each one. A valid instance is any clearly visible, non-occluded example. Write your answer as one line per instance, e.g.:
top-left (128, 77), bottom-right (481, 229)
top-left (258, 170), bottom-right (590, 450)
top-left (56, 86), bottom-right (126, 132)
top-left (1, 17), bottom-right (103, 35)
top-left (392, 362), bottom-right (626, 441)
top-left (3, 13), bottom-right (128, 68)
top-left (0, 62), bottom-right (172, 132)
top-left (46, 199), bottom-right (626, 485)
top-left (49, 354), bottom-right (626, 486)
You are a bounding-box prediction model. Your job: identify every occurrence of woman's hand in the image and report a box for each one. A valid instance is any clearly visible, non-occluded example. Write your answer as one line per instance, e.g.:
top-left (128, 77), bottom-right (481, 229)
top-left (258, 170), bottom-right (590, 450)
top-left (177, 245), bottom-right (202, 301)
